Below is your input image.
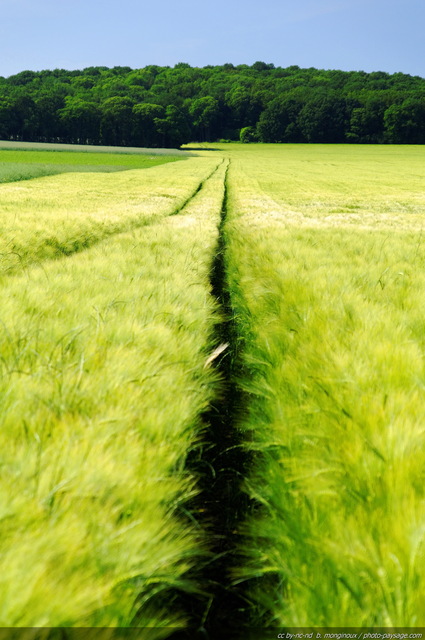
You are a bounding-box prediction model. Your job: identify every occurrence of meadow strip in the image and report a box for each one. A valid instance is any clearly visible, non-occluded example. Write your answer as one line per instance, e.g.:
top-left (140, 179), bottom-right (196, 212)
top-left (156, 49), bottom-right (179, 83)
top-left (223, 146), bottom-right (425, 626)
top-left (0, 140), bottom-right (192, 155)
top-left (0, 148), bottom-right (186, 168)
top-left (0, 148), bottom-right (185, 185)
top-left (0, 156), bottom-right (218, 276)
top-left (0, 163), bottom-right (225, 628)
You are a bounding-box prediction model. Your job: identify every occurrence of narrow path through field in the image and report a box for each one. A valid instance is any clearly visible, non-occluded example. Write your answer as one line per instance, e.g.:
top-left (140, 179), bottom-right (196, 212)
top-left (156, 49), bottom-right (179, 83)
top-left (196, 161), bottom-right (256, 638)
top-left (164, 160), bottom-right (263, 639)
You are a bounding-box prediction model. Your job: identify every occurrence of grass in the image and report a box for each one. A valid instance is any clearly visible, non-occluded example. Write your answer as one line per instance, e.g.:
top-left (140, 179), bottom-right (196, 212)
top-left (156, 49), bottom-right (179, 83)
top-left (4, 140), bottom-right (425, 630)
top-left (217, 143), bottom-right (425, 626)
top-left (0, 148), bottom-right (185, 184)
top-left (0, 157), bottom-right (226, 628)
top-left (0, 140), bottom-right (191, 155)
top-left (0, 156), bottom-right (219, 275)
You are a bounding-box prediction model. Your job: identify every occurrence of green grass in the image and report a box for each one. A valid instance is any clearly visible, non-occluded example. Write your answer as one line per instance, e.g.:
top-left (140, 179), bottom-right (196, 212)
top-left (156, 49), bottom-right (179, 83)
top-left (0, 148), bottom-right (185, 184)
top-left (4, 141), bottom-right (425, 630)
top-left (0, 141), bottom-right (191, 155)
top-left (0, 158), bottom-right (226, 628)
top-left (218, 143), bottom-right (425, 626)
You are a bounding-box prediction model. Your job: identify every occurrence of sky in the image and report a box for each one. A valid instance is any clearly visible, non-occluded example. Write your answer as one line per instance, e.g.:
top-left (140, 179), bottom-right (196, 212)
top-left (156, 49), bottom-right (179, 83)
top-left (1, 0), bottom-right (424, 78)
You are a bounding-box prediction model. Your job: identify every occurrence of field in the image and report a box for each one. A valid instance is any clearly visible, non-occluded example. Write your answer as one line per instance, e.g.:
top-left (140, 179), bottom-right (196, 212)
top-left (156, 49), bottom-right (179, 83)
top-left (1, 142), bottom-right (425, 632)
top-left (218, 144), bottom-right (425, 627)
top-left (0, 146), bottom-right (223, 631)
top-left (0, 144), bottom-right (184, 184)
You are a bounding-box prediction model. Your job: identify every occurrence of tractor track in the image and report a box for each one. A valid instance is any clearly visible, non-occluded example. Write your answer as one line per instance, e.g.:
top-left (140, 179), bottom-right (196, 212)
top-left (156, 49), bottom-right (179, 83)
top-left (154, 160), bottom-right (266, 639)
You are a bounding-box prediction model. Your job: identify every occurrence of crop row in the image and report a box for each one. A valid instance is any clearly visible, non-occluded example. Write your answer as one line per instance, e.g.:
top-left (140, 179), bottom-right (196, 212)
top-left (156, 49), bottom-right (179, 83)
top-left (223, 148), bottom-right (425, 626)
top-left (0, 161), bottom-right (227, 629)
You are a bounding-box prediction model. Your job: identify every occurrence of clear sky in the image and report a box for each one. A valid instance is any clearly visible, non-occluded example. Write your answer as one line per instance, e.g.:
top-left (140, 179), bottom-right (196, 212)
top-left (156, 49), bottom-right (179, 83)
top-left (1, 0), bottom-right (424, 78)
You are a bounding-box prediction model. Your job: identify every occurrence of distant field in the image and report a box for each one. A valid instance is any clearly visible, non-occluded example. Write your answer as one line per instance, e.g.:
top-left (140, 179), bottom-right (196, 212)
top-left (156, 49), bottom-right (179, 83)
top-left (2, 142), bottom-right (425, 630)
top-left (0, 142), bottom-right (188, 184)
top-left (0, 140), bottom-right (191, 155)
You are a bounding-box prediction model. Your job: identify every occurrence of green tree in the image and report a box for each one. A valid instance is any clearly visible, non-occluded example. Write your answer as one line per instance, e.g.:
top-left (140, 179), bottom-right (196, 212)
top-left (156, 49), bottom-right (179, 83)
top-left (251, 61), bottom-right (275, 71)
top-left (0, 63), bottom-right (424, 146)
top-left (298, 93), bottom-right (349, 142)
top-left (34, 94), bottom-right (65, 142)
top-left (100, 96), bottom-right (134, 145)
top-left (240, 126), bottom-right (258, 143)
top-left (257, 97), bottom-right (304, 142)
top-left (347, 101), bottom-right (386, 143)
top-left (9, 95), bottom-right (37, 140)
top-left (132, 103), bottom-right (165, 147)
top-left (384, 98), bottom-right (425, 144)
top-left (225, 86), bottom-right (262, 128)
top-left (154, 105), bottom-right (191, 148)
top-left (0, 99), bottom-right (15, 139)
top-left (59, 97), bottom-right (101, 144)
top-left (189, 96), bottom-right (220, 141)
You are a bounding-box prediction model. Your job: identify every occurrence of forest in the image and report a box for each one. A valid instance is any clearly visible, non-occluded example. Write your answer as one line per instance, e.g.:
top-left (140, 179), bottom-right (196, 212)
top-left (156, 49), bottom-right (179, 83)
top-left (0, 62), bottom-right (425, 147)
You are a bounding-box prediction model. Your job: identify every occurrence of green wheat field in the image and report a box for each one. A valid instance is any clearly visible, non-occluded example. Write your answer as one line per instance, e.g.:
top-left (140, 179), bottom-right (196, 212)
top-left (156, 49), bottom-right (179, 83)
top-left (1, 141), bottom-right (425, 632)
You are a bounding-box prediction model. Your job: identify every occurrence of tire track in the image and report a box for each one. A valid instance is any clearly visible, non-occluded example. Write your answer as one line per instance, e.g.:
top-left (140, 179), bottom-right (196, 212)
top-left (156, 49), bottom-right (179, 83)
top-left (157, 160), bottom-right (265, 639)
top-left (192, 158), bottom-right (256, 639)
top-left (168, 159), bottom-right (226, 216)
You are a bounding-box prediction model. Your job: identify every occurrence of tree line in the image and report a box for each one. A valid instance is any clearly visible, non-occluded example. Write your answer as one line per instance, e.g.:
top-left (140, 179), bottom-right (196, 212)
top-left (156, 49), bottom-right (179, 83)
top-left (0, 62), bottom-right (424, 147)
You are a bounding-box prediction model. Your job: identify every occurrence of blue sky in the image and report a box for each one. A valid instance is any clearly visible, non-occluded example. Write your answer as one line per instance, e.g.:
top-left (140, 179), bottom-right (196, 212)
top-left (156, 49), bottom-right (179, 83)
top-left (1, 0), bottom-right (424, 78)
